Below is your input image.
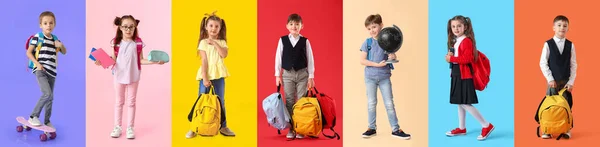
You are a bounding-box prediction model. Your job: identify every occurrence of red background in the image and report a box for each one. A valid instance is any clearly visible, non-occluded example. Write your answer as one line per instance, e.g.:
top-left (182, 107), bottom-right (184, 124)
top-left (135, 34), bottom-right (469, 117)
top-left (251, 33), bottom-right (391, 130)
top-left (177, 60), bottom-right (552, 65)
top-left (257, 0), bottom-right (343, 146)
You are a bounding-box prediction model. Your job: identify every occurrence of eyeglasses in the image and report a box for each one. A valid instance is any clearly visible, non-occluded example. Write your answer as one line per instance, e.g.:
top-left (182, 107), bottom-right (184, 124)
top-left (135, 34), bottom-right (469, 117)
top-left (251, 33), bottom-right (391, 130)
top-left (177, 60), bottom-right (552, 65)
top-left (120, 25), bottom-right (135, 31)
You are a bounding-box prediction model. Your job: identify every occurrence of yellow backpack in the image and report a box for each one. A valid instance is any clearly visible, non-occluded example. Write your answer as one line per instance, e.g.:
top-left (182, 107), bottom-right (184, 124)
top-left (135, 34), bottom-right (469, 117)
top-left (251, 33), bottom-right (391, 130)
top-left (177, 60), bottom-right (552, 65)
top-left (535, 88), bottom-right (572, 140)
top-left (292, 90), bottom-right (323, 138)
top-left (189, 87), bottom-right (222, 136)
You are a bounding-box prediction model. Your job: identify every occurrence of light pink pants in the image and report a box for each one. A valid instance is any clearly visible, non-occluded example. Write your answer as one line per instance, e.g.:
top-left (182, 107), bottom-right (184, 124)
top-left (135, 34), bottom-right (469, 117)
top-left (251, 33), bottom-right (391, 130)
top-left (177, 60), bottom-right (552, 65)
top-left (114, 81), bottom-right (139, 127)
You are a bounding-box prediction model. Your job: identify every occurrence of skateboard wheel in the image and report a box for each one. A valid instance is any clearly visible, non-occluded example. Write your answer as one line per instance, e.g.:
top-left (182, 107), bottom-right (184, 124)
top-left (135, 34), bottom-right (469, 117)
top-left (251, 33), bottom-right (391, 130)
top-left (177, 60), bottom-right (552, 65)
top-left (49, 132), bottom-right (57, 139)
top-left (40, 134), bottom-right (48, 141)
top-left (16, 126), bottom-right (23, 132)
top-left (25, 126), bottom-right (32, 131)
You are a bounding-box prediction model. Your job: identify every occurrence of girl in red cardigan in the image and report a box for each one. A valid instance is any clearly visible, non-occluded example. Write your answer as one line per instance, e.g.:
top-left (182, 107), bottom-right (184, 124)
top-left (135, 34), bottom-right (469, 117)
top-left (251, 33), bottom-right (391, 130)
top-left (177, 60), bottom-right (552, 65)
top-left (444, 15), bottom-right (495, 141)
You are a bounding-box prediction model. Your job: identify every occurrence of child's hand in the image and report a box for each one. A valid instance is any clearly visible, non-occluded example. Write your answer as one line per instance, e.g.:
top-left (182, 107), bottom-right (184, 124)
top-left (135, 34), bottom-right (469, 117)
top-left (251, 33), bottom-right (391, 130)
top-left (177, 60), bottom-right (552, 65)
top-left (388, 53), bottom-right (397, 60)
top-left (549, 81), bottom-right (556, 88)
top-left (445, 55), bottom-right (451, 62)
top-left (95, 60), bottom-right (102, 66)
top-left (55, 40), bottom-right (63, 49)
top-left (36, 63), bottom-right (45, 71)
top-left (203, 80), bottom-right (212, 87)
top-left (276, 76), bottom-right (282, 86)
top-left (376, 60), bottom-right (387, 67)
top-left (207, 39), bottom-right (217, 46)
top-left (565, 84), bottom-right (573, 92)
top-left (155, 60), bottom-right (165, 65)
top-left (447, 52), bottom-right (454, 56)
top-left (307, 78), bottom-right (314, 89)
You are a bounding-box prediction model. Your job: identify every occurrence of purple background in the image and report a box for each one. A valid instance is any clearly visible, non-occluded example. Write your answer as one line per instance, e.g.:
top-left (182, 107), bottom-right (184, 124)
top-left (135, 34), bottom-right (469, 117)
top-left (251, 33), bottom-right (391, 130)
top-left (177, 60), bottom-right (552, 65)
top-left (0, 0), bottom-right (86, 146)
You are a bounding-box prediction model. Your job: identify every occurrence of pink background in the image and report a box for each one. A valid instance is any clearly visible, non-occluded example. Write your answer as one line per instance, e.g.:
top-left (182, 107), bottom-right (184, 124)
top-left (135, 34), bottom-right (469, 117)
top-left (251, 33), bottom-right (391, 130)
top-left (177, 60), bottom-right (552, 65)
top-left (85, 0), bottom-right (172, 146)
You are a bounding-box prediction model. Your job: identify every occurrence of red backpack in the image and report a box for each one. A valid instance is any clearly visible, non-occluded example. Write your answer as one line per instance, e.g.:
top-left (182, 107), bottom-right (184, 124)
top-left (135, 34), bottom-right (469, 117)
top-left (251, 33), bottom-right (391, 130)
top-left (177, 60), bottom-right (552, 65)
top-left (112, 37), bottom-right (143, 70)
top-left (472, 50), bottom-right (490, 91)
top-left (312, 87), bottom-right (340, 140)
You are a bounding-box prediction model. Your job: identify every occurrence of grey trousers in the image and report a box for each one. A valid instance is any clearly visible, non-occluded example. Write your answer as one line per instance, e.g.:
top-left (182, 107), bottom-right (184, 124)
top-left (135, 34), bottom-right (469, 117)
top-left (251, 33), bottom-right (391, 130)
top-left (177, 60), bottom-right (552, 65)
top-left (282, 68), bottom-right (309, 130)
top-left (30, 71), bottom-right (55, 125)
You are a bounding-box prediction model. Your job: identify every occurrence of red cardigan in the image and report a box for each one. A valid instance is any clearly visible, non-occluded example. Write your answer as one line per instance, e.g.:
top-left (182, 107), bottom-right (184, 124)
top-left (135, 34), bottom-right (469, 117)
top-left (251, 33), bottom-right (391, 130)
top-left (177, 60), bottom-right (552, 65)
top-left (449, 37), bottom-right (474, 79)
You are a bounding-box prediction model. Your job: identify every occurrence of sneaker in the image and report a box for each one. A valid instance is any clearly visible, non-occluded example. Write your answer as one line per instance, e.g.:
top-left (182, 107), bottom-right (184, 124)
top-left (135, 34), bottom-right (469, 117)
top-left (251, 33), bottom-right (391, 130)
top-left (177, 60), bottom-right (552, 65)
top-left (362, 129), bottom-right (377, 138)
top-left (392, 130), bottom-right (411, 140)
top-left (296, 134), bottom-right (304, 139)
top-left (564, 130), bottom-right (571, 139)
top-left (220, 127), bottom-right (235, 136)
top-left (477, 123), bottom-right (495, 141)
top-left (541, 134), bottom-right (552, 139)
top-left (45, 122), bottom-right (54, 130)
top-left (126, 127), bottom-right (135, 139)
top-left (28, 117), bottom-right (41, 126)
top-left (110, 126), bottom-right (122, 138)
top-left (185, 130), bottom-right (196, 139)
top-left (446, 128), bottom-right (466, 136)
top-left (286, 130), bottom-right (295, 139)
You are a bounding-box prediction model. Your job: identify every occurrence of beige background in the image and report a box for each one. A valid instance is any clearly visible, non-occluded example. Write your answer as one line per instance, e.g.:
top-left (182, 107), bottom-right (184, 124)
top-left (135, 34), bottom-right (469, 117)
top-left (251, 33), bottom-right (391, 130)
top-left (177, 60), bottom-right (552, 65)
top-left (343, 0), bottom-right (428, 146)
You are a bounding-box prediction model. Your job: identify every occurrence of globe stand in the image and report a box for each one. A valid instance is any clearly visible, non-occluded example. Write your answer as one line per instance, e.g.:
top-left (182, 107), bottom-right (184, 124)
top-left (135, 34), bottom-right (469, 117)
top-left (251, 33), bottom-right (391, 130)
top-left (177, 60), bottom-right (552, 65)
top-left (378, 24), bottom-right (403, 64)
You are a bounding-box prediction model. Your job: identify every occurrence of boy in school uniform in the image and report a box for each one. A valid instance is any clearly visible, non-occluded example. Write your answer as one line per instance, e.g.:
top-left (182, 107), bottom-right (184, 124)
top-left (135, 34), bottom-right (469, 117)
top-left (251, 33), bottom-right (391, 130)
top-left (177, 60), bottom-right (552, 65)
top-left (539, 15), bottom-right (577, 139)
top-left (274, 13), bottom-right (316, 139)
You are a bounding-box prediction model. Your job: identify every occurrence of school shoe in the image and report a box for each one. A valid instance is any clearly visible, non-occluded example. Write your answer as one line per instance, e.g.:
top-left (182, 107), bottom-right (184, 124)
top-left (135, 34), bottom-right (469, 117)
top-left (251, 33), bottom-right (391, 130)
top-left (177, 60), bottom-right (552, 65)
top-left (110, 126), bottom-right (122, 138)
top-left (185, 130), bottom-right (197, 139)
top-left (392, 130), bottom-right (411, 140)
top-left (564, 130), bottom-right (571, 139)
top-left (286, 131), bottom-right (295, 139)
top-left (541, 134), bottom-right (552, 139)
top-left (362, 129), bottom-right (377, 138)
top-left (29, 117), bottom-right (42, 126)
top-left (446, 128), bottom-right (466, 136)
top-left (220, 127), bottom-right (235, 136)
top-left (126, 127), bottom-right (135, 139)
top-left (477, 123), bottom-right (495, 141)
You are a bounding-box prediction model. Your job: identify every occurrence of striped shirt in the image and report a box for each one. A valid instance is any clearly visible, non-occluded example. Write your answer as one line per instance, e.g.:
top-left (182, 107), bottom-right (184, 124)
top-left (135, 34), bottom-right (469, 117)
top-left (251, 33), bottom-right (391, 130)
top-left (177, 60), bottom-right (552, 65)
top-left (29, 33), bottom-right (59, 77)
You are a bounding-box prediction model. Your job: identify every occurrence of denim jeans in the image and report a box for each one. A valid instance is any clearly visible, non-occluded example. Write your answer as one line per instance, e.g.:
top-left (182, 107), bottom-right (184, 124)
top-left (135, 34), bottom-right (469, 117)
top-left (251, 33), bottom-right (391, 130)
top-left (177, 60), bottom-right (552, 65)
top-left (365, 76), bottom-right (400, 132)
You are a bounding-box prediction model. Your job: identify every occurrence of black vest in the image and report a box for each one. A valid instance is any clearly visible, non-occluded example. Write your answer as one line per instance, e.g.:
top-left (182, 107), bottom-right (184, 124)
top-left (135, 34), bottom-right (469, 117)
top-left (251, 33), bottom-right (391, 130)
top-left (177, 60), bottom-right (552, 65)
top-left (547, 38), bottom-right (572, 82)
top-left (281, 35), bottom-right (308, 71)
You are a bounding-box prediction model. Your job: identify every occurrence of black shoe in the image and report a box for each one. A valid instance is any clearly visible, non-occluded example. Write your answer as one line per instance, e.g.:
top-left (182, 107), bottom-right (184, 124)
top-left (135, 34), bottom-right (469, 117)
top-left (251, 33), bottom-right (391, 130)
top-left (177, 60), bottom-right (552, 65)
top-left (392, 130), bottom-right (411, 140)
top-left (362, 129), bottom-right (376, 138)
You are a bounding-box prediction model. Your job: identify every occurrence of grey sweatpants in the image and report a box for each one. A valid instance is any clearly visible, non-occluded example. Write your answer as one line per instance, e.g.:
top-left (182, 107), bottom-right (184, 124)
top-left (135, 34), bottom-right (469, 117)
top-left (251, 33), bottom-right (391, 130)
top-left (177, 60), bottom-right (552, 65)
top-left (30, 70), bottom-right (55, 125)
top-left (282, 68), bottom-right (309, 131)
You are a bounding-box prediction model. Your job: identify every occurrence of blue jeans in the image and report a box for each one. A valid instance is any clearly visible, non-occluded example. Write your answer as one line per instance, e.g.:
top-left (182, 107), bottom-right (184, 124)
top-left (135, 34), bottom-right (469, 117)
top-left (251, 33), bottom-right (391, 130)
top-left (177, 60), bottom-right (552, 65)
top-left (365, 76), bottom-right (400, 132)
top-left (199, 78), bottom-right (227, 128)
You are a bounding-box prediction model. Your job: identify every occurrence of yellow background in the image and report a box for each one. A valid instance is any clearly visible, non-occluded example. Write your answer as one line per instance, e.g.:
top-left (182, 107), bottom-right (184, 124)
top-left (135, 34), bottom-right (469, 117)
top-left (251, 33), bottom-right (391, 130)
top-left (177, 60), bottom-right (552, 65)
top-left (343, 0), bottom-right (428, 146)
top-left (171, 0), bottom-right (257, 146)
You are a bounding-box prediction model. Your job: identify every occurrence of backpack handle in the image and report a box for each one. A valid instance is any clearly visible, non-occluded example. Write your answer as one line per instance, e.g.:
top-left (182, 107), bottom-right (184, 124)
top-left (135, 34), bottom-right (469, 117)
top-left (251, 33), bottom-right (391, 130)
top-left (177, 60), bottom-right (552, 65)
top-left (277, 85), bottom-right (281, 93)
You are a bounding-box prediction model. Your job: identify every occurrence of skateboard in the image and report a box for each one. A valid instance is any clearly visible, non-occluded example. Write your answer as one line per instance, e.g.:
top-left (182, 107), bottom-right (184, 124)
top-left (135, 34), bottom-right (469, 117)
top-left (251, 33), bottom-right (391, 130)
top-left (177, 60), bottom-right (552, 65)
top-left (16, 116), bottom-right (57, 141)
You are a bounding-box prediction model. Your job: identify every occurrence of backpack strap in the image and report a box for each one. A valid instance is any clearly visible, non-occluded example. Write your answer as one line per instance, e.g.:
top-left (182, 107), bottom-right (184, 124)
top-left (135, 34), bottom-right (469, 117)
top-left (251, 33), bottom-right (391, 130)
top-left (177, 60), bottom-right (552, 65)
top-left (135, 38), bottom-right (143, 70)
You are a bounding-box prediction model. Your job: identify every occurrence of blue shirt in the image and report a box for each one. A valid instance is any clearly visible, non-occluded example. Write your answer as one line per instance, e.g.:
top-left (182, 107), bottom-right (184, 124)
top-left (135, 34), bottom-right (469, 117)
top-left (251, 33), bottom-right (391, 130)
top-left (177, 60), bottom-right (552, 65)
top-left (360, 38), bottom-right (391, 79)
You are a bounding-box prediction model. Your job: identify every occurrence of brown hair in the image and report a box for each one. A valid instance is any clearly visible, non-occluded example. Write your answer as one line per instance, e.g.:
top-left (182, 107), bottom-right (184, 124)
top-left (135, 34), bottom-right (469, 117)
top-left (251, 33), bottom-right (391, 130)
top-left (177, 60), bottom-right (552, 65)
top-left (553, 15), bottom-right (569, 24)
top-left (447, 15), bottom-right (478, 60)
top-left (39, 11), bottom-right (56, 24)
top-left (198, 11), bottom-right (227, 47)
top-left (113, 15), bottom-right (140, 46)
top-left (287, 13), bottom-right (303, 24)
top-left (364, 14), bottom-right (382, 27)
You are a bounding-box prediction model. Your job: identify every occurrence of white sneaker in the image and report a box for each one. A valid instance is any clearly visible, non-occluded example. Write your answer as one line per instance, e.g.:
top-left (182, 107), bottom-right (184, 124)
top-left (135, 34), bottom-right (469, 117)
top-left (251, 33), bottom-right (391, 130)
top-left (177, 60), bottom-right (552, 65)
top-left (286, 131), bottom-right (295, 139)
top-left (110, 126), bottom-right (122, 138)
top-left (28, 117), bottom-right (41, 126)
top-left (185, 130), bottom-right (196, 139)
top-left (126, 127), bottom-right (135, 139)
top-left (541, 134), bottom-right (551, 139)
top-left (296, 134), bottom-right (305, 139)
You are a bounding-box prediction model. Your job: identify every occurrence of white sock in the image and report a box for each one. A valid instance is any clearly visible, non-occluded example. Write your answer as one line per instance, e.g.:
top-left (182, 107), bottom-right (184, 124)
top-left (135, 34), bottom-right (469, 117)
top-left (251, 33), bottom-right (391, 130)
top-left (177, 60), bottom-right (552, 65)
top-left (461, 104), bottom-right (489, 128)
top-left (458, 105), bottom-right (466, 129)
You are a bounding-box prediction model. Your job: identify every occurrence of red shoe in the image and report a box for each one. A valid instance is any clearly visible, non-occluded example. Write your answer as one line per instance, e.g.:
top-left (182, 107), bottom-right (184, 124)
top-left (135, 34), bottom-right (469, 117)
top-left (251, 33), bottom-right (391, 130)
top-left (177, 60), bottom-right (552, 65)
top-left (446, 128), bottom-right (466, 136)
top-left (477, 123), bottom-right (494, 141)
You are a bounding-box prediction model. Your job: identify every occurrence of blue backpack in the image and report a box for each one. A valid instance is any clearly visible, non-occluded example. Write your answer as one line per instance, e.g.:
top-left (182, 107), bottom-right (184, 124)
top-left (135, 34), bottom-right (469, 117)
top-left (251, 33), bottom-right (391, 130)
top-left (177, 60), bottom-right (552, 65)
top-left (366, 38), bottom-right (394, 70)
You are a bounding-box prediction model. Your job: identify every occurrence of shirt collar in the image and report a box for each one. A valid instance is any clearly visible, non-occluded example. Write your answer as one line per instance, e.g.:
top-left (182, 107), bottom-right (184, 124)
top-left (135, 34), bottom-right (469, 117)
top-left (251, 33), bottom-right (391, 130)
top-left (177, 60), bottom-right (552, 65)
top-left (553, 36), bottom-right (565, 43)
